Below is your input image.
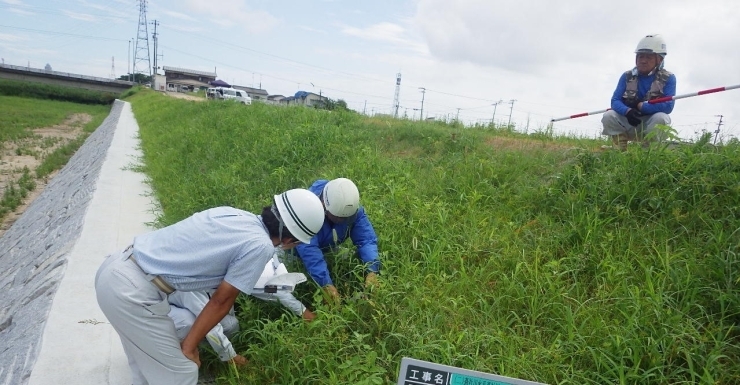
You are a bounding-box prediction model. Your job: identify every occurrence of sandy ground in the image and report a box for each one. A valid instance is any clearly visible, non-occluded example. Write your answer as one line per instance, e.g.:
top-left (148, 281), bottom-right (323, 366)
top-left (166, 91), bottom-right (206, 102)
top-left (0, 113), bottom-right (91, 238)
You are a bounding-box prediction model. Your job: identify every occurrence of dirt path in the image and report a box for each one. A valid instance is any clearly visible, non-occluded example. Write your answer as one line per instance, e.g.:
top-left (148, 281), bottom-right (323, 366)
top-left (166, 91), bottom-right (205, 102)
top-left (0, 113), bottom-right (92, 238)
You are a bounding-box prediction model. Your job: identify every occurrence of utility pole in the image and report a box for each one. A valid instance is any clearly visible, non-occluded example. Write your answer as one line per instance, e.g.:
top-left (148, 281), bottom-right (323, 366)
top-left (150, 20), bottom-right (159, 75)
top-left (130, 38), bottom-right (134, 81)
top-left (714, 115), bottom-right (723, 145)
top-left (392, 73), bottom-right (402, 118)
top-left (507, 99), bottom-right (517, 128)
top-left (127, 39), bottom-right (131, 81)
top-left (491, 99), bottom-right (503, 127)
top-left (418, 87), bottom-right (426, 121)
top-left (363, 100), bottom-right (367, 115)
top-left (456, 108), bottom-right (461, 121)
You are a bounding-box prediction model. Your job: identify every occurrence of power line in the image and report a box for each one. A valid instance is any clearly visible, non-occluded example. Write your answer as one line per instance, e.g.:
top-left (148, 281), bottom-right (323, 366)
top-left (0, 24), bottom-right (125, 42)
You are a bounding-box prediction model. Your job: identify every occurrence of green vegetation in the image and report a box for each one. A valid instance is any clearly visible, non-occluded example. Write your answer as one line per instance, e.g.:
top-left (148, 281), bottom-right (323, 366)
top-left (0, 78), bottom-right (118, 105)
top-left (0, 167), bottom-right (35, 217)
top-left (127, 89), bottom-right (740, 384)
top-left (117, 72), bottom-right (152, 85)
top-left (0, 95), bottom-right (110, 220)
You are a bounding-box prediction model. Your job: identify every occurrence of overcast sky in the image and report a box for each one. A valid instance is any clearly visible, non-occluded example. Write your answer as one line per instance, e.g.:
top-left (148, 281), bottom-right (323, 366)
top-left (2, 0), bottom-right (739, 140)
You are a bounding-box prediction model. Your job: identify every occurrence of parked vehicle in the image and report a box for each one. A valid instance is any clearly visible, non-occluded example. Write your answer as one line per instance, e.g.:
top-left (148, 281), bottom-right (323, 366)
top-left (208, 87), bottom-right (251, 105)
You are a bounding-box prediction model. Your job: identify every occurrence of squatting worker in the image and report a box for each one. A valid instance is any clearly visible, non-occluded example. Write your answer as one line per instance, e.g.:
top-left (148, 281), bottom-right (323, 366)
top-left (167, 289), bottom-right (247, 367)
top-left (602, 34), bottom-right (676, 150)
top-left (94, 188), bottom-right (324, 385)
top-left (294, 178), bottom-right (380, 303)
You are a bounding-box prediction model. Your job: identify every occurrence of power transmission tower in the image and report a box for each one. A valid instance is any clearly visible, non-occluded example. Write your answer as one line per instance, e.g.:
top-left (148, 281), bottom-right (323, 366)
top-left (507, 99), bottom-right (517, 127)
top-left (133, 0), bottom-right (151, 81)
top-left (714, 115), bottom-right (723, 145)
top-left (150, 20), bottom-right (159, 75)
top-left (418, 87), bottom-right (426, 121)
top-left (110, 56), bottom-right (115, 79)
top-left (392, 73), bottom-right (401, 118)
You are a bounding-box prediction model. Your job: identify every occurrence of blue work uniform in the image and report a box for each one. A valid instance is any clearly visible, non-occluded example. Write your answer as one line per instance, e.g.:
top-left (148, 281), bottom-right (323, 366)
top-left (294, 180), bottom-right (379, 287)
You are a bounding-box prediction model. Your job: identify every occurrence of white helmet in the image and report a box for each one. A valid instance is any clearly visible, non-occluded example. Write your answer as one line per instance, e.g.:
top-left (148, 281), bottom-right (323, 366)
top-left (322, 178), bottom-right (360, 218)
top-left (273, 188), bottom-right (324, 244)
top-left (635, 34), bottom-right (667, 56)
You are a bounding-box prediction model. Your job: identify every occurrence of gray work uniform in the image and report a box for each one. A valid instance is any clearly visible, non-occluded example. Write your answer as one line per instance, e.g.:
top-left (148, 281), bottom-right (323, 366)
top-left (601, 110), bottom-right (671, 140)
top-left (168, 290), bottom-right (239, 362)
top-left (95, 207), bottom-right (275, 385)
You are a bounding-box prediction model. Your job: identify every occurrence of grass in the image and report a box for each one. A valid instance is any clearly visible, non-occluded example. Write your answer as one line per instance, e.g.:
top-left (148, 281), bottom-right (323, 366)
top-left (0, 95), bottom-right (110, 220)
top-left (123, 89), bottom-right (740, 384)
top-left (0, 78), bottom-right (118, 105)
top-left (0, 167), bottom-right (35, 217)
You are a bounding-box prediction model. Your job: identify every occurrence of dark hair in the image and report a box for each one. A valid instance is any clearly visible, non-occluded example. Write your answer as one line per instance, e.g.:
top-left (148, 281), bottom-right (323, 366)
top-left (261, 206), bottom-right (295, 241)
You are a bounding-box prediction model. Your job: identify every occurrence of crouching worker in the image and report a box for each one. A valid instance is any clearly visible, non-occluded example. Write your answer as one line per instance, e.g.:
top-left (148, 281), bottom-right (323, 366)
top-left (94, 189), bottom-right (324, 385)
top-left (295, 178), bottom-right (380, 304)
top-left (601, 34), bottom-right (676, 150)
top-left (166, 255), bottom-right (316, 368)
top-left (168, 290), bottom-right (247, 366)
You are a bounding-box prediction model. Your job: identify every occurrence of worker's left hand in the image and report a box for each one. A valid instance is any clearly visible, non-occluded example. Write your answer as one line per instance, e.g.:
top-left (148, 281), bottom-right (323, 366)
top-left (365, 272), bottom-right (379, 288)
top-left (229, 355), bottom-right (249, 367)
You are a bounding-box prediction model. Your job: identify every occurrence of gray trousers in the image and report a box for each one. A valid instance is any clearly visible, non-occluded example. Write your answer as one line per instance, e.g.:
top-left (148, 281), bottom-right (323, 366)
top-left (601, 110), bottom-right (671, 140)
top-left (95, 248), bottom-right (198, 385)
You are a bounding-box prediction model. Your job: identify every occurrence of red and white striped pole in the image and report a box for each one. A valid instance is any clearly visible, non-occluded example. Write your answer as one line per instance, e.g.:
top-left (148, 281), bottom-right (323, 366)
top-left (550, 84), bottom-right (740, 122)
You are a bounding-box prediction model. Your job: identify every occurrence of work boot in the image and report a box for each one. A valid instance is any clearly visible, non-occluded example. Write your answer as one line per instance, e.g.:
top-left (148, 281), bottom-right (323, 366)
top-left (611, 134), bottom-right (628, 151)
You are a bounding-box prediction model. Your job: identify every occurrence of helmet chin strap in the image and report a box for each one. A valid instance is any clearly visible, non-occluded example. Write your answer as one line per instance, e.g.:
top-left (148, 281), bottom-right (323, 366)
top-left (270, 205), bottom-right (285, 247)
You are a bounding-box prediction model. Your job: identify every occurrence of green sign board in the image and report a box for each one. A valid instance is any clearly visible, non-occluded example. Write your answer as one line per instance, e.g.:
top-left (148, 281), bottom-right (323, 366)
top-left (396, 357), bottom-right (548, 385)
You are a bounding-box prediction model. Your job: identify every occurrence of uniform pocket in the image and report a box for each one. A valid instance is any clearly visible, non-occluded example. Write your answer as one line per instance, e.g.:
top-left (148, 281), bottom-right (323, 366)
top-left (143, 295), bottom-right (171, 316)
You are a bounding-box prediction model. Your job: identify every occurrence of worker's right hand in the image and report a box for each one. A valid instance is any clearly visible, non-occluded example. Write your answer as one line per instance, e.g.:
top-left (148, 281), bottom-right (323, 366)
top-left (182, 345), bottom-right (201, 368)
top-left (229, 355), bottom-right (249, 367)
top-left (323, 285), bottom-right (341, 306)
top-left (625, 108), bottom-right (643, 126)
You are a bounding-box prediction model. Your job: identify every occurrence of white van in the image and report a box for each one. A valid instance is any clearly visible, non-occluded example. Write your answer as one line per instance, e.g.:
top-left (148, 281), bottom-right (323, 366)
top-left (212, 87), bottom-right (252, 105)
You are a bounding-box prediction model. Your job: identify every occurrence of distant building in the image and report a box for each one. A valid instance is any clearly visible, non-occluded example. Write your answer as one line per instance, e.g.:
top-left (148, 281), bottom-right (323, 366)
top-left (163, 66), bottom-right (216, 92)
top-left (153, 74), bottom-right (167, 92)
top-left (291, 91), bottom-right (328, 107)
top-left (267, 94), bottom-right (286, 102)
top-left (280, 96), bottom-right (296, 105)
top-left (233, 85), bottom-right (269, 102)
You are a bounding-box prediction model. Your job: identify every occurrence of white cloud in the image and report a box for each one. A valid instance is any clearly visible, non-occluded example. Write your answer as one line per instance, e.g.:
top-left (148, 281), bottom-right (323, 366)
top-left (2, 0), bottom-right (23, 5)
top-left (166, 25), bottom-right (205, 34)
top-left (183, 0), bottom-right (279, 33)
top-left (0, 32), bottom-right (24, 42)
top-left (164, 10), bottom-right (196, 22)
top-left (298, 25), bottom-right (326, 34)
top-left (62, 10), bottom-right (98, 22)
top-left (341, 21), bottom-right (428, 55)
top-left (7, 7), bottom-right (33, 15)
